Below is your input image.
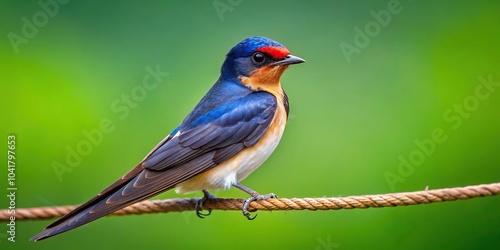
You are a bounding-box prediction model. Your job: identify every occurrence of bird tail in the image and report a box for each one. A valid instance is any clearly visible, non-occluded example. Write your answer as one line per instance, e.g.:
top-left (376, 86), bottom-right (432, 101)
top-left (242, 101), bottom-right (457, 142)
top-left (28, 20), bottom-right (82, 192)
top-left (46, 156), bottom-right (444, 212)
top-left (31, 144), bottom-right (216, 241)
top-left (30, 168), bottom-right (174, 241)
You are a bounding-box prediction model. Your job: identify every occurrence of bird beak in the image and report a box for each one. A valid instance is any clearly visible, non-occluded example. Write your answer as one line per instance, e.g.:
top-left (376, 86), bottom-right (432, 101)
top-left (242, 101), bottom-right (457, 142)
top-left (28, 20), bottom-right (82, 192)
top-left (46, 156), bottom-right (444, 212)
top-left (271, 54), bottom-right (305, 66)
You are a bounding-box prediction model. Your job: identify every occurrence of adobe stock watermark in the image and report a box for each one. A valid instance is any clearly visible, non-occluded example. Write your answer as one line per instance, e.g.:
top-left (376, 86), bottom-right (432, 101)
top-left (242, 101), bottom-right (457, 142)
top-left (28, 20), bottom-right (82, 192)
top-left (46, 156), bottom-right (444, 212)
top-left (51, 65), bottom-right (169, 182)
top-left (385, 75), bottom-right (499, 191)
top-left (180, 210), bottom-right (194, 225)
top-left (7, 0), bottom-right (71, 54)
top-left (315, 235), bottom-right (341, 250)
top-left (213, 0), bottom-right (242, 21)
top-left (339, 0), bottom-right (405, 63)
top-left (6, 135), bottom-right (17, 243)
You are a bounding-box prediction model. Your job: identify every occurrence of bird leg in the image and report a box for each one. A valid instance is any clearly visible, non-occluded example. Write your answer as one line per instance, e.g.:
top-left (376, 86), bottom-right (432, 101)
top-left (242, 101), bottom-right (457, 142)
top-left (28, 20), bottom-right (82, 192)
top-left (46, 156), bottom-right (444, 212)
top-left (232, 183), bottom-right (277, 220)
top-left (195, 189), bottom-right (217, 218)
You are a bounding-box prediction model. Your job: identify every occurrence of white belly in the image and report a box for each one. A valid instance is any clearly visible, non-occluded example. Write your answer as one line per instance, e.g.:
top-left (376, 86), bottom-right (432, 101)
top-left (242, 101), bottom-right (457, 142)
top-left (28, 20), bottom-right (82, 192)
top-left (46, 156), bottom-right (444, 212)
top-left (175, 105), bottom-right (287, 194)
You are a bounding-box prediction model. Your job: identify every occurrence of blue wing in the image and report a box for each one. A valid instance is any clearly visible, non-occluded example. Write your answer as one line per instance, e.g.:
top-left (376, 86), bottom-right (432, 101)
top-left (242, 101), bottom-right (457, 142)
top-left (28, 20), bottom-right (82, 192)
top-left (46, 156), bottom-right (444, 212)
top-left (31, 90), bottom-right (278, 241)
top-left (144, 91), bottom-right (277, 170)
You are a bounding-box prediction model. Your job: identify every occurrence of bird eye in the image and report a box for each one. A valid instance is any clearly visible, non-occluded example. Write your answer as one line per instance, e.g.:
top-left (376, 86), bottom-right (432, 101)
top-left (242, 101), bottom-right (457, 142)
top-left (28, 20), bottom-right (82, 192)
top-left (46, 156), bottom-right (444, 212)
top-left (252, 52), bottom-right (266, 64)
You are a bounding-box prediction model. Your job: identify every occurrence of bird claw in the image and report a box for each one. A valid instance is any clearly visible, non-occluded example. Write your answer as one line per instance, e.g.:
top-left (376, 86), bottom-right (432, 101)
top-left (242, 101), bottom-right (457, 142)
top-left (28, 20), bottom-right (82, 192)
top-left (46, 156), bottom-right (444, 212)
top-left (195, 190), bottom-right (217, 219)
top-left (242, 193), bottom-right (277, 220)
top-left (195, 206), bottom-right (211, 218)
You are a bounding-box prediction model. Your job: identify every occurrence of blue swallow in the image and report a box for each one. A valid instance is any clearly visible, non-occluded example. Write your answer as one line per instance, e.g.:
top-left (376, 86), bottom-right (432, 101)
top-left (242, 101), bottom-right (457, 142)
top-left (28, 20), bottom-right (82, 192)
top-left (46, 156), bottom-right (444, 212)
top-left (32, 36), bottom-right (305, 241)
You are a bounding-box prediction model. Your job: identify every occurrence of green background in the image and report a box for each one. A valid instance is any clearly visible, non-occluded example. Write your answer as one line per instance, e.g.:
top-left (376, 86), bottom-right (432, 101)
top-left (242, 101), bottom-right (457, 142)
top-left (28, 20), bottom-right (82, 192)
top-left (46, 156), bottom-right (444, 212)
top-left (1, 0), bottom-right (500, 249)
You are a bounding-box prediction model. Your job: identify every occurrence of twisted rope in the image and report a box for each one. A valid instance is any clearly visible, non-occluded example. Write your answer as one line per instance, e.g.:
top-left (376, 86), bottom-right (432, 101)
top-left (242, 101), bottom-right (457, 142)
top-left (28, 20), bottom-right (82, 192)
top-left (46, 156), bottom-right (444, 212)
top-left (2, 182), bottom-right (499, 221)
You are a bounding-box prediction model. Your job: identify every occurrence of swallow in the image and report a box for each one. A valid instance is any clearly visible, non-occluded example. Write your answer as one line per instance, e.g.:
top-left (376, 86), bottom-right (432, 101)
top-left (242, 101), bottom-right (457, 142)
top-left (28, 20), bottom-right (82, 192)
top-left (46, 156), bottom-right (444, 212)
top-left (31, 36), bottom-right (305, 241)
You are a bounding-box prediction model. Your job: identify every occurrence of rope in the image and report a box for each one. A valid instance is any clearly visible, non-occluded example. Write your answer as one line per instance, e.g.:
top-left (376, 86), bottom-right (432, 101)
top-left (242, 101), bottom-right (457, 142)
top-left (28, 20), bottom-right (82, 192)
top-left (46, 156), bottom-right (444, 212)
top-left (2, 182), bottom-right (499, 221)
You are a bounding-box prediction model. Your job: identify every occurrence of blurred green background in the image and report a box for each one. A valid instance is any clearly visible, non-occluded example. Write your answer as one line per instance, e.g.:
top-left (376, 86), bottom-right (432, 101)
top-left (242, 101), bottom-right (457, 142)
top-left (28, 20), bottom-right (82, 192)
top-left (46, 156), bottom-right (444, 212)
top-left (1, 0), bottom-right (500, 249)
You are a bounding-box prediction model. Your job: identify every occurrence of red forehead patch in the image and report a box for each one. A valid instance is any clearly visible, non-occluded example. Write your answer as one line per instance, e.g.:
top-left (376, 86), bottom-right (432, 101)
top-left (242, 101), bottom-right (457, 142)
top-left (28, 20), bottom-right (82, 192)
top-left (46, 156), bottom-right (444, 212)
top-left (256, 46), bottom-right (290, 59)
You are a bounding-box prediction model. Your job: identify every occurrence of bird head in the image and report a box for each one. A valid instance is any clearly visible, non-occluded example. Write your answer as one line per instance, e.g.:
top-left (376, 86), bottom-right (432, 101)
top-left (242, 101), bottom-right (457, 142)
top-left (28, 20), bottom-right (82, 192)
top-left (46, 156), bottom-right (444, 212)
top-left (221, 36), bottom-right (305, 92)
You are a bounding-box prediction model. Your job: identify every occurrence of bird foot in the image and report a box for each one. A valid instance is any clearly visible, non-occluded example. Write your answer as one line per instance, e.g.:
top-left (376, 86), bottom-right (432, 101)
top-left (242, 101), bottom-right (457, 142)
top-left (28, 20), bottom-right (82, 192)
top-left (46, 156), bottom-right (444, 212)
top-left (242, 193), bottom-right (277, 220)
top-left (196, 190), bottom-right (217, 218)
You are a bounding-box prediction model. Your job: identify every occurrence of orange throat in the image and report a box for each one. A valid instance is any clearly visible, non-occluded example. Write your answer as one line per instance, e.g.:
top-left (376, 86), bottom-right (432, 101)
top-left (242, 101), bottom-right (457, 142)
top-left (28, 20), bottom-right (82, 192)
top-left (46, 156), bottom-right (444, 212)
top-left (238, 65), bottom-right (288, 96)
